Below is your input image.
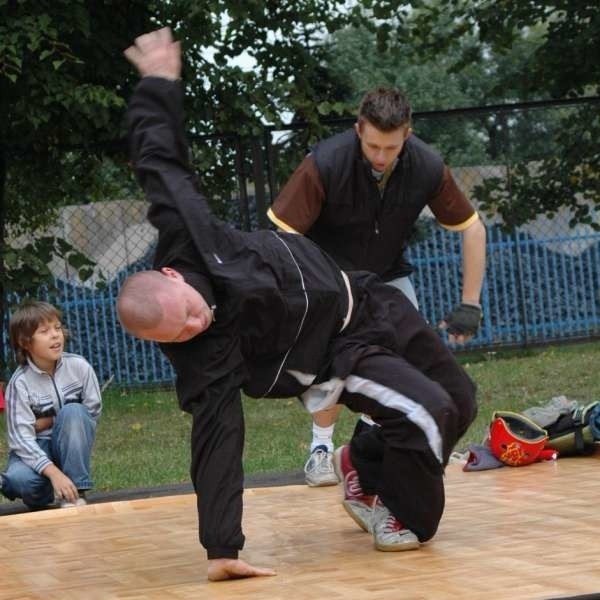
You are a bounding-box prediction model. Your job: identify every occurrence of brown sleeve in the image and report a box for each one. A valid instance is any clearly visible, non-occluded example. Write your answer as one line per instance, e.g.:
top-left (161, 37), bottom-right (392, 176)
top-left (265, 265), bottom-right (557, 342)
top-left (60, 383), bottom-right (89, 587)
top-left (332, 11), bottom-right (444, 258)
top-left (429, 166), bottom-right (479, 231)
top-left (267, 155), bottom-right (324, 234)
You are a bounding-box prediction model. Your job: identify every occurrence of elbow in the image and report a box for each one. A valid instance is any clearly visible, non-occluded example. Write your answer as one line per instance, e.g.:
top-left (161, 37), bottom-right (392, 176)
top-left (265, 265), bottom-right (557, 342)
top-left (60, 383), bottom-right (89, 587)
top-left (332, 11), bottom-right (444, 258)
top-left (464, 216), bottom-right (486, 244)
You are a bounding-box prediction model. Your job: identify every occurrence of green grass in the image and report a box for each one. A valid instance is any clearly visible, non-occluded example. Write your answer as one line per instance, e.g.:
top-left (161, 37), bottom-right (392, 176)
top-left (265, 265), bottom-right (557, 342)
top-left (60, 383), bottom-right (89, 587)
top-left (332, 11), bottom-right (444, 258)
top-left (1, 340), bottom-right (599, 501)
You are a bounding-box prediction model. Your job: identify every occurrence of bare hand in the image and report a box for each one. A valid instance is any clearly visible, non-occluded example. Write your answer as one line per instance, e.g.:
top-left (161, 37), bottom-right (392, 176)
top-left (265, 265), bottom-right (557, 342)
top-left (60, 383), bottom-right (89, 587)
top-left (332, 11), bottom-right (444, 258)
top-left (34, 416), bottom-right (54, 433)
top-left (437, 322), bottom-right (473, 346)
top-left (124, 27), bottom-right (181, 81)
top-left (207, 558), bottom-right (276, 582)
top-left (44, 465), bottom-right (79, 503)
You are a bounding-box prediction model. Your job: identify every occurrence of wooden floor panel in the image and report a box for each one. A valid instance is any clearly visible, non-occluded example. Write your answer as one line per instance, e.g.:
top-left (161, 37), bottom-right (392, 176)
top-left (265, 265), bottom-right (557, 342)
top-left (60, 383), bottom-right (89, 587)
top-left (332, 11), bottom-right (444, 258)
top-left (2, 455), bottom-right (600, 599)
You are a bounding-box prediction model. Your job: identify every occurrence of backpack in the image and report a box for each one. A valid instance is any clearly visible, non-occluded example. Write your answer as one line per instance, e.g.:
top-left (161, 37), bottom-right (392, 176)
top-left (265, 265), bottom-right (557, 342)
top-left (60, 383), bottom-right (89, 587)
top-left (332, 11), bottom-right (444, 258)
top-left (545, 401), bottom-right (600, 456)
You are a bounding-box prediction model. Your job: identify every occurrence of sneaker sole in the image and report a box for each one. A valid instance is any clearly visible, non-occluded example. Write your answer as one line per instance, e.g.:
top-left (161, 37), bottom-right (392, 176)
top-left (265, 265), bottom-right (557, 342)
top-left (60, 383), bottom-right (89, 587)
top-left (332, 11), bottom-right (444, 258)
top-left (334, 446), bottom-right (371, 533)
top-left (341, 500), bottom-right (370, 532)
top-left (305, 474), bottom-right (339, 487)
top-left (374, 538), bottom-right (420, 552)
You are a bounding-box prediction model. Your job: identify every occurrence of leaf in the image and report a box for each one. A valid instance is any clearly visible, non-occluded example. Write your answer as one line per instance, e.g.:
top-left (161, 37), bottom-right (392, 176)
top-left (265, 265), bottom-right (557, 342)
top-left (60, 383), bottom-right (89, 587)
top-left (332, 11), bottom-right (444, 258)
top-left (67, 252), bottom-right (92, 269)
top-left (317, 101), bottom-right (332, 116)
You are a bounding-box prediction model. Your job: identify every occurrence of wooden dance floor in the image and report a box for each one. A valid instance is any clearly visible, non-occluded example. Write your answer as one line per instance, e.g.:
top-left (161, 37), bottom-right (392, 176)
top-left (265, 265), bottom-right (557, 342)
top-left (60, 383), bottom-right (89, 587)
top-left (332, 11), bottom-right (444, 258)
top-left (2, 455), bottom-right (600, 600)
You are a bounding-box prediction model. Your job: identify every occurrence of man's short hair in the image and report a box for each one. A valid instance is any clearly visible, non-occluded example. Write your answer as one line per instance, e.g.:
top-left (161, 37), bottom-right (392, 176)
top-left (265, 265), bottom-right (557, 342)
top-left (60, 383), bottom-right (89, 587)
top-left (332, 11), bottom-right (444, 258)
top-left (117, 271), bottom-right (167, 335)
top-left (357, 87), bottom-right (412, 132)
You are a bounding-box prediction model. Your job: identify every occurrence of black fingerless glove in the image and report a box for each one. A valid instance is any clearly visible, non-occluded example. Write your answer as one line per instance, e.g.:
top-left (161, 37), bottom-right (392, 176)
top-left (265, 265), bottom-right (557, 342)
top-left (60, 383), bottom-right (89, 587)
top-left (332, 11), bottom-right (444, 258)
top-left (443, 303), bottom-right (482, 336)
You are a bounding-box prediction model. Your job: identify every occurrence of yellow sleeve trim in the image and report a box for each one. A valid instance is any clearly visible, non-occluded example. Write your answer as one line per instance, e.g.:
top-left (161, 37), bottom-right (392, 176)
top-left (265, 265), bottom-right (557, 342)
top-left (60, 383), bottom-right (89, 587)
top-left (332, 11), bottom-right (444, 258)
top-left (267, 207), bottom-right (301, 234)
top-left (440, 211), bottom-right (479, 232)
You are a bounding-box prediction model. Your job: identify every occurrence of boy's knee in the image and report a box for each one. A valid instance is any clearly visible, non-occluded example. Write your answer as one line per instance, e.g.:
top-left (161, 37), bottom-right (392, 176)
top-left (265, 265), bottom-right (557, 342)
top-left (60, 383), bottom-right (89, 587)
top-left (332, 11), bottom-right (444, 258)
top-left (56, 403), bottom-right (92, 428)
top-left (59, 402), bottom-right (88, 418)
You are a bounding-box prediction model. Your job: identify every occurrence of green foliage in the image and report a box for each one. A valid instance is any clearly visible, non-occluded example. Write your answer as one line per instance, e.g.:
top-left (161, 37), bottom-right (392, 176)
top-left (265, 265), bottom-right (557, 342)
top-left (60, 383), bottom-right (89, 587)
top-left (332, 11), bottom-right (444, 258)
top-left (157, 1), bottom-right (355, 136)
top-left (1, 1), bottom-right (598, 328)
top-left (1, 235), bottom-right (100, 302)
top-left (475, 104), bottom-right (600, 230)
top-left (320, 8), bottom-right (599, 228)
top-left (160, 1), bottom-right (356, 205)
top-left (0, 0), bottom-right (155, 372)
top-left (385, 0), bottom-right (600, 99)
top-left (0, 1), bottom-right (151, 147)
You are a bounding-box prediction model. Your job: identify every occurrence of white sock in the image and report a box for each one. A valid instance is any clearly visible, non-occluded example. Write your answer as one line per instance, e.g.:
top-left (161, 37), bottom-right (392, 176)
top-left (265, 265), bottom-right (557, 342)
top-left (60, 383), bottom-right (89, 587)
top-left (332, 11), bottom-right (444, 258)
top-left (311, 423), bottom-right (335, 453)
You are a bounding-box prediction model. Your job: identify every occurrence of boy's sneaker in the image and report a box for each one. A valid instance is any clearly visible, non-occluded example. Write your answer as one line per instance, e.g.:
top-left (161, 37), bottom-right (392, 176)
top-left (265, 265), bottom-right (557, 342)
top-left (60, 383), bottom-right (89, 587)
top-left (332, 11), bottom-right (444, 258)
top-left (371, 497), bottom-right (419, 552)
top-left (333, 445), bottom-right (376, 532)
top-left (60, 495), bottom-right (87, 508)
top-left (304, 445), bottom-right (339, 487)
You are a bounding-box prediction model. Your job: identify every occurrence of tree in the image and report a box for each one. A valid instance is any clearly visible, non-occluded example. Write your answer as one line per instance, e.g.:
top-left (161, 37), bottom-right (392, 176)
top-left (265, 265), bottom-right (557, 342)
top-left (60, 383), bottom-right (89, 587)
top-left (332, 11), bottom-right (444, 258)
top-left (415, 0), bottom-right (599, 99)
top-left (334, 2), bottom-right (600, 229)
top-left (156, 1), bottom-right (355, 214)
top-left (399, 0), bottom-right (600, 230)
top-left (0, 0), bottom-right (156, 376)
top-left (0, 1), bottom-right (367, 376)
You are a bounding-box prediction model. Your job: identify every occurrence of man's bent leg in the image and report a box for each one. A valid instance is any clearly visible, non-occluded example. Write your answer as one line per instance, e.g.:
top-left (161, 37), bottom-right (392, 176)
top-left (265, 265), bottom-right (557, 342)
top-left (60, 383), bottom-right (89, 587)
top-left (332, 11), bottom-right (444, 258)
top-left (337, 350), bottom-right (474, 545)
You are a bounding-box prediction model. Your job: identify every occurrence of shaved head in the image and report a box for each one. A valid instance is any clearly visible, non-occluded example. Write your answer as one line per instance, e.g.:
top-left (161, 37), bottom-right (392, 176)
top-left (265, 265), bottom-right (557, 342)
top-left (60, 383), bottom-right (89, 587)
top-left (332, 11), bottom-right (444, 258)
top-left (117, 269), bottom-right (214, 342)
top-left (117, 271), bottom-right (168, 335)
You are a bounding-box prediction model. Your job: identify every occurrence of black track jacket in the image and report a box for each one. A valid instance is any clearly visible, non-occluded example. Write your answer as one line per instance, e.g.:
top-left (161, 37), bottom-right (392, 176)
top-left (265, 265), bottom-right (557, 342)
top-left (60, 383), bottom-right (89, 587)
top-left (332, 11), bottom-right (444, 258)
top-left (127, 78), bottom-right (352, 559)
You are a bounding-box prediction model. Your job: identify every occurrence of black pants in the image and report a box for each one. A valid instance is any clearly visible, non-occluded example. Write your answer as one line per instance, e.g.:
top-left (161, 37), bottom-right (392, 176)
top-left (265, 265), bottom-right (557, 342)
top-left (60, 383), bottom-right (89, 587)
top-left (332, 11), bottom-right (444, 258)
top-left (329, 275), bottom-right (477, 541)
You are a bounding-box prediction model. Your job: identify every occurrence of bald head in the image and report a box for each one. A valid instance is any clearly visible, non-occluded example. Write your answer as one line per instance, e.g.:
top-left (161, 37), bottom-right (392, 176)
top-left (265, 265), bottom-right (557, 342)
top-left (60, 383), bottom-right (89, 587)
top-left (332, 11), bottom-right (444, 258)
top-left (117, 268), bottom-right (214, 343)
top-left (117, 271), bottom-right (168, 336)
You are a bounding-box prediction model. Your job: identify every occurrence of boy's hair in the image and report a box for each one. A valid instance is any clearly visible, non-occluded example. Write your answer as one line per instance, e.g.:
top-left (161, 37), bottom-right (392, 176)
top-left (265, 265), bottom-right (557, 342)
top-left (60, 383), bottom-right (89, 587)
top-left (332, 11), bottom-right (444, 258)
top-left (357, 87), bottom-right (412, 132)
top-left (9, 301), bottom-right (64, 365)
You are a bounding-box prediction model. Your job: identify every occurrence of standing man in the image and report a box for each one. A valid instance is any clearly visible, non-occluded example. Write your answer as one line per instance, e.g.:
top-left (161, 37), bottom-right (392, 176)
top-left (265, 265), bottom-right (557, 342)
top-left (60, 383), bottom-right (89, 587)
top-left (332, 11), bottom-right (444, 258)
top-left (268, 88), bottom-right (486, 486)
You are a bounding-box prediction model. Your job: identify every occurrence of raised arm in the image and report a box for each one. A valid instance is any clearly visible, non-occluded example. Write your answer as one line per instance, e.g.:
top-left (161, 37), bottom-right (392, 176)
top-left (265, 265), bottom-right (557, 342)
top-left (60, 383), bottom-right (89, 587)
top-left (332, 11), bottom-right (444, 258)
top-left (124, 28), bottom-right (242, 269)
top-left (124, 29), bottom-right (274, 581)
top-left (124, 28), bottom-right (181, 81)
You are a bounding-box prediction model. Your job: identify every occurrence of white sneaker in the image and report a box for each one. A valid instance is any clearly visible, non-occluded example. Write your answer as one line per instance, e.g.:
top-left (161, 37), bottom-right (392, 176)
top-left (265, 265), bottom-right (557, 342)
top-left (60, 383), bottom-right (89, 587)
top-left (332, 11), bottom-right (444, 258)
top-left (304, 445), bottom-right (339, 487)
top-left (371, 497), bottom-right (419, 552)
top-left (60, 497), bottom-right (87, 508)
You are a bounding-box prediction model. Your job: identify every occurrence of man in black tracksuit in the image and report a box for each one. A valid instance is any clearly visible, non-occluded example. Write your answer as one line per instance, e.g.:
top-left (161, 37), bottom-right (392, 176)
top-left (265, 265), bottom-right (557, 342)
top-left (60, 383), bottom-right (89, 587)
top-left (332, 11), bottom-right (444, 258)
top-left (118, 29), bottom-right (477, 582)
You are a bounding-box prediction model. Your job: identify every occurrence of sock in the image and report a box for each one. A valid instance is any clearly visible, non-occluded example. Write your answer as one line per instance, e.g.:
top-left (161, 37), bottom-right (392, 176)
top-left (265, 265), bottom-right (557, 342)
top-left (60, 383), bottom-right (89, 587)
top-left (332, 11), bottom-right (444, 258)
top-left (311, 423), bottom-right (335, 453)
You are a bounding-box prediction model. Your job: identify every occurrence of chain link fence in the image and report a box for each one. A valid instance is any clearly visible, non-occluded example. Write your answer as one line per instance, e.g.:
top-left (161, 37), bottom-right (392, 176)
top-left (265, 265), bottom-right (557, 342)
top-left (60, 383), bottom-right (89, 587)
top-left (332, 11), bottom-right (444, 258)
top-left (2, 98), bottom-right (599, 385)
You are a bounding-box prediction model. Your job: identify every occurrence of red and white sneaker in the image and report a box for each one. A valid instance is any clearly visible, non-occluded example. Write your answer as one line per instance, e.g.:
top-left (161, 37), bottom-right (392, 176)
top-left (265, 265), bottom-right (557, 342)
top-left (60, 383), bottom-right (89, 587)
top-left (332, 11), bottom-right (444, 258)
top-left (371, 497), bottom-right (419, 551)
top-left (333, 445), bottom-right (376, 532)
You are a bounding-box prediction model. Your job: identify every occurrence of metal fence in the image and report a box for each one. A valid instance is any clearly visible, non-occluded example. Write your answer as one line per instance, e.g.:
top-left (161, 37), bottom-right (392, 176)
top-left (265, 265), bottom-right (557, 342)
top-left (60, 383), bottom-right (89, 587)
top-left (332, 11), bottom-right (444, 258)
top-left (2, 97), bottom-right (599, 386)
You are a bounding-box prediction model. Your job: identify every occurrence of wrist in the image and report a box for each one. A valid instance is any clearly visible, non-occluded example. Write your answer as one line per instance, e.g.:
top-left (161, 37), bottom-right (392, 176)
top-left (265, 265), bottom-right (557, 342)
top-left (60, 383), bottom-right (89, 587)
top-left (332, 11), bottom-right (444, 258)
top-left (461, 299), bottom-right (481, 308)
top-left (142, 73), bottom-right (179, 81)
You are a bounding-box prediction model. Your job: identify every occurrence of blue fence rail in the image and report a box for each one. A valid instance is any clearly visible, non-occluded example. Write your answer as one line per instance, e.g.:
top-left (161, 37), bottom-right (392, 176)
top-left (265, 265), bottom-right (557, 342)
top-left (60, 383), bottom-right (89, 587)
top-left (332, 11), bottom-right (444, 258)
top-left (412, 222), bottom-right (599, 348)
top-left (2, 221), bottom-right (598, 387)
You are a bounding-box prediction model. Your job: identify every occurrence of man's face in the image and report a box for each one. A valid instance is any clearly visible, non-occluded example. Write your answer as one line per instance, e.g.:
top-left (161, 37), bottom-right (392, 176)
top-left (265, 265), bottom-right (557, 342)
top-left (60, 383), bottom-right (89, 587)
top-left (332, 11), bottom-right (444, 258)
top-left (141, 270), bottom-right (214, 343)
top-left (355, 120), bottom-right (411, 173)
